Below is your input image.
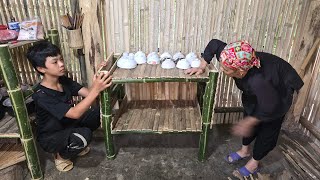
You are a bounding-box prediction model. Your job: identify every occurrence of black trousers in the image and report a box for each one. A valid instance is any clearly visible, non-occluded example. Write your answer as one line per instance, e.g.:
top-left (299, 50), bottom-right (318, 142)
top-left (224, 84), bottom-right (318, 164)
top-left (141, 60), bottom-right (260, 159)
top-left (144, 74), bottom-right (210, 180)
top-left (39, 107), bottom-right (101, 159)
top-left (242, 116), bottom-right (284, 161)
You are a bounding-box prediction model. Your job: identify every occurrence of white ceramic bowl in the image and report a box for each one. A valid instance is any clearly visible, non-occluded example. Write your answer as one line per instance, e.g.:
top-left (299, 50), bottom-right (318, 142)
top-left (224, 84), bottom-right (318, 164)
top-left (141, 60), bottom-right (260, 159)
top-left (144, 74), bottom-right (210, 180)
top-left (117, 56), bottom-right (137, 69)
top-left (186, 52), bottom-right (197, 63)
top-left (173, 52), bottom-right (185, 62)
top-left (147, 52), bottom-right (158, 59)
top-left (122, 52), bottom-right (129, 58)
top-left (190, 58), bottom-right (201, 68)
top-left (161, 59), bottom-right (176, 69)
top-left (147, 52), bottom-right (160, 64)
top-left (134, 51), bottom-right (147, 64)
top-left (160, 52), bottom-right (172, 61)
top-left (176, 59), bottom-right (191, 70)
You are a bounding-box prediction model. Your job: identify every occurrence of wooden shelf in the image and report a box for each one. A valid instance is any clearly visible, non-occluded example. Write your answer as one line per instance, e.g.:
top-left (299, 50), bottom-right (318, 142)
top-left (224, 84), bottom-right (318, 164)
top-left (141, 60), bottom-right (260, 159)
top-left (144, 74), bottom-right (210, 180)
top-left (0, 143), bottom-right (25, 170)
top-left (111, 64), bottom-right (212, 83)
top-left (112, 100), bottom-right (202, 134)
top-left (0, 114), bottom-right (20, 138)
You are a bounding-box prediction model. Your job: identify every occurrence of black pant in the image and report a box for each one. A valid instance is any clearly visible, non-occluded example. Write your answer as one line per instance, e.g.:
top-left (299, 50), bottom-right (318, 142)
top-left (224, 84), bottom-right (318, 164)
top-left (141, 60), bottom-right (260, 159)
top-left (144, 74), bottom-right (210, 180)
top-left (59, 106), bottom-right (101, 159)
top-left (39, 107), bottom-right (101, 159)
top-left (242, 116), bottom-right (284, 161)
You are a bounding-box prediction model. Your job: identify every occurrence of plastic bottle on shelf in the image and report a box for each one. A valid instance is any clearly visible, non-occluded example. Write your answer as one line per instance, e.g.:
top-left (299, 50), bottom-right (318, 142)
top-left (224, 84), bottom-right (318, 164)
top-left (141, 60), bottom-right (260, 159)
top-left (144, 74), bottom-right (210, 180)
top-left (7, 17), bottom-right (20, 32)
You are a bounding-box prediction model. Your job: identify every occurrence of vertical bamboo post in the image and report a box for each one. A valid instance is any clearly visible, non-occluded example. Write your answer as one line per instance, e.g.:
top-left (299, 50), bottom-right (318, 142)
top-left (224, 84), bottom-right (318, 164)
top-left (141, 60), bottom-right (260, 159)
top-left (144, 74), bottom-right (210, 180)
top-left (198, 71), bottom-right (218, 162)
top-left (0, 44), bottom-right (43, 179)
top-left (100, 88), bottom-right (115, 159)
top-left (47, 29), bottom-right (60, 47)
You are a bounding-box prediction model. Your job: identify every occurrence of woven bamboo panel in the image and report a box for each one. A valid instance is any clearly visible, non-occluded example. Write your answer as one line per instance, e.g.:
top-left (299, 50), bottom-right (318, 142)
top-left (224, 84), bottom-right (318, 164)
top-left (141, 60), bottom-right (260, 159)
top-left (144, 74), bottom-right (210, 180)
top-left (0, 114), bottom-right (19, 138)
top-left (104, 0), bottom-right (308, 125)
top-left (112, 100), bottom-right (201, 133)
top-left (0, 143), bottom-right (25, 170)
top-left (0, 0), bottom-right (83, 86)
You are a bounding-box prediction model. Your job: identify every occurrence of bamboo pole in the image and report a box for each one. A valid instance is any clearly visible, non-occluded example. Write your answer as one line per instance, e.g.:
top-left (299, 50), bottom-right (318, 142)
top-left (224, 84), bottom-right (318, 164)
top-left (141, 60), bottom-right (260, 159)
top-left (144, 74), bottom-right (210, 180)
top-left (100, 88), bottom-right (115, 159)
top-left (198, 71), bottom-right (218, 161)
top-left (0, 44), bottom-right (42, 179)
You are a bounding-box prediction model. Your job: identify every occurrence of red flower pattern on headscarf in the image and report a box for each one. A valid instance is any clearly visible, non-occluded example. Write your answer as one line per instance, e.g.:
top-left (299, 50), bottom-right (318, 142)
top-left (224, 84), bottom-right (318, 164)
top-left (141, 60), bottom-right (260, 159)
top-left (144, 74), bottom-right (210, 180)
top-left (220, 40), bottom-right (261, 71)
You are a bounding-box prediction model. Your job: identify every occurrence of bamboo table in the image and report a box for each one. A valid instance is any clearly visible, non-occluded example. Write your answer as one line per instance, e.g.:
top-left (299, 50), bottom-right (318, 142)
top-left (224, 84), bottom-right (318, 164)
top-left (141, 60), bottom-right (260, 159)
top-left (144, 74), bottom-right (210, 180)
top-left (100, 55), bottom-right (219, 161)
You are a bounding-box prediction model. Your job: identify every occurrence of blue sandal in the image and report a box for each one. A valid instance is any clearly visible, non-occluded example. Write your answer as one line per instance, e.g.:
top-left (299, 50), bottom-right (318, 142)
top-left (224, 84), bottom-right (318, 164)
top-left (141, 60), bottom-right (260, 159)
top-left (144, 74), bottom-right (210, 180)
top-left (225, 152), bottom-right (247, 163)
top-left (237, 166), bottom-right (260, 177)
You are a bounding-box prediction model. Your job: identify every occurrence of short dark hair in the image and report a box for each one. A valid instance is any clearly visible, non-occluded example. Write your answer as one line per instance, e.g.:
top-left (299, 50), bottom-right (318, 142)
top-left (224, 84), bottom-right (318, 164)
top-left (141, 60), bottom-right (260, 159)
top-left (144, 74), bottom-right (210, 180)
top-left (26, 41), bottom-right (61, 75)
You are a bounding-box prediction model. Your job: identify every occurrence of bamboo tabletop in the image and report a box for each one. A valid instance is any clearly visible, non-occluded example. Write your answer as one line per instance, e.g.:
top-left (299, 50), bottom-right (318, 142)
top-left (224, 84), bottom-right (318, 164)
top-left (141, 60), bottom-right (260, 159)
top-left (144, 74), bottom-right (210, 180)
top-left (111, 64), bottom-right (218, 83)
top-left (112, 100), bottom-right (202, 134)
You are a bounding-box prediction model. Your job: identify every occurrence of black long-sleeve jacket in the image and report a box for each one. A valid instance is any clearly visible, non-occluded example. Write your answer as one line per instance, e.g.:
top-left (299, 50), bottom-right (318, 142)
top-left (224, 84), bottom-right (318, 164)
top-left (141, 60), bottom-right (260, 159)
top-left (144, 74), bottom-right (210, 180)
top-left (202, 39), bottom-right (304, 122)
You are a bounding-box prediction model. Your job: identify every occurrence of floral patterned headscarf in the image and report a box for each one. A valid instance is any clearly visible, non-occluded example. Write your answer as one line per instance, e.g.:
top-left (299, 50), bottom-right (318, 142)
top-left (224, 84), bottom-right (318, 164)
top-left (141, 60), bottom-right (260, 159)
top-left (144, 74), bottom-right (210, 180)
top-left (220, 40), bottom-right (260, 71)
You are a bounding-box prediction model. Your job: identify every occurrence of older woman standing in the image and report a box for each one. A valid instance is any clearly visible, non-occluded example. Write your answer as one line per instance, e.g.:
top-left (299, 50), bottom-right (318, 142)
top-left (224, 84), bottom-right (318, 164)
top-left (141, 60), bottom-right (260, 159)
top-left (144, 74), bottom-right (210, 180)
top-left (185, 39), bottom-right (304, 177)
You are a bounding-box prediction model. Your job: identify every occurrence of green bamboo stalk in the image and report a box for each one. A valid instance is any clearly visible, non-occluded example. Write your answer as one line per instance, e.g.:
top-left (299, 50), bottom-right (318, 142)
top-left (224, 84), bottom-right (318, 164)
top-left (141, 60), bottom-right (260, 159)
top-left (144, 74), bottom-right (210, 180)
top-left (198, 71), bottom-right (219, 162)
top-left (47, 29), bottom-right (60, 47)
top-left (100, 88), bottom-right (116, 159)
top-left (112, 77), bottom-right (209, 84)
top-left (0, 44), bottom-right (43, 179)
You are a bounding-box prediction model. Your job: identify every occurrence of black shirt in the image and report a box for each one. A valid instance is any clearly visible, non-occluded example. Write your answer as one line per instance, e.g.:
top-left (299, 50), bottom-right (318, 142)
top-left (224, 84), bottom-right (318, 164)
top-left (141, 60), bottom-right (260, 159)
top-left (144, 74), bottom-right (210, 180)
top-left (202, 39), bottom-right (304, 122)
top-left (32, 76), bottom-right (83, 138)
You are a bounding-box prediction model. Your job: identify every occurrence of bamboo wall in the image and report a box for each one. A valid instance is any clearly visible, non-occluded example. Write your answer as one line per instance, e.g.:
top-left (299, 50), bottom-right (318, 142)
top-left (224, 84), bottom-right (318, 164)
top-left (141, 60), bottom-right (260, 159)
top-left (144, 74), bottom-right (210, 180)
top-left (104, 0), bottom-right (309, 124)
top-left (301, 46), bottom-right (320, 147)
top-left (0, 0), bottom-right (82, 85)
top-left (0, 0), bottom-right (317, 128)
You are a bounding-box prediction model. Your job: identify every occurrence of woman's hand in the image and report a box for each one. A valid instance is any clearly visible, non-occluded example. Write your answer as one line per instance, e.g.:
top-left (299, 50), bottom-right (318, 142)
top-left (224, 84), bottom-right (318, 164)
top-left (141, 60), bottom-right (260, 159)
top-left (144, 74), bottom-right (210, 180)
top-left (184, 68), bottom-right (205, 75)
top-left (232, 116), bottom-right (259, 137)
top-left (184, 58), bottom-right (208, 75)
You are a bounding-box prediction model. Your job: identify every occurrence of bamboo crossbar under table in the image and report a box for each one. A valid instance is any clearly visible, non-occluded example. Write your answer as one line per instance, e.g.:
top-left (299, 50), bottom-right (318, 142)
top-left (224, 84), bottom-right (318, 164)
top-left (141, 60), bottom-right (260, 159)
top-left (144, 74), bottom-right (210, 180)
top-left (101, 63), bottom-right (219, 161)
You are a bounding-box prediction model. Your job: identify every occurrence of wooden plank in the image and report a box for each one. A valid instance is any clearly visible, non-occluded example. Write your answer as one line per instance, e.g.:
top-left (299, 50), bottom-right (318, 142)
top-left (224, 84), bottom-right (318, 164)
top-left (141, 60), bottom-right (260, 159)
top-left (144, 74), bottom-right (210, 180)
top-left (0, 143), bottom-right (25, 170)
top-left (153, 101), bottom-right (161, 131)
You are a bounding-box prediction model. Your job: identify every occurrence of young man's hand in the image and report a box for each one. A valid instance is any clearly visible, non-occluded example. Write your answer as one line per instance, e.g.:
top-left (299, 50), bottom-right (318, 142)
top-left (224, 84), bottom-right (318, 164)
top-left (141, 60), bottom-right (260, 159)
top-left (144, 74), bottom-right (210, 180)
top-left (91, 71), bottom-right (112, 94)
top-left (97, 60), bottom-right (108, 72)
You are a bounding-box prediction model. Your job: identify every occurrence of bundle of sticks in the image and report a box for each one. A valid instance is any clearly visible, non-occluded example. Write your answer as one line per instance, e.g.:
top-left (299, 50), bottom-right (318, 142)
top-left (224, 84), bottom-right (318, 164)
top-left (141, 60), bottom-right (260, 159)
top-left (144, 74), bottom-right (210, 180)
top-left (60, 9), bottom-right (84, 30)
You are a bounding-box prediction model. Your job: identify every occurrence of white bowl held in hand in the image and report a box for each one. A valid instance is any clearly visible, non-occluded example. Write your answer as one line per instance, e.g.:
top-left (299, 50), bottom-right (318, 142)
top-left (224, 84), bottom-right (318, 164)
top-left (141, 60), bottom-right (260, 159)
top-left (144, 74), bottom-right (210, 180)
top-left (161, 59), bottom-right (176, 69)
top-left (173, 52), bottom-right (185, 62)
top-left (176, 59), bottom-right (191, 70)
top-left (117, 55), bottom-right (137, 69)
top-left (190, 58), bottom-right (201, 68)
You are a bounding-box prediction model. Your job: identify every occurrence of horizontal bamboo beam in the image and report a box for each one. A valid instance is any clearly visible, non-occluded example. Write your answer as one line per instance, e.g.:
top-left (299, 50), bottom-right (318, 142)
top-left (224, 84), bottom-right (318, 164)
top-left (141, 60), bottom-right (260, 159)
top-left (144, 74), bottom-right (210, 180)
top-left (112, 77), bottom-right (209, 84)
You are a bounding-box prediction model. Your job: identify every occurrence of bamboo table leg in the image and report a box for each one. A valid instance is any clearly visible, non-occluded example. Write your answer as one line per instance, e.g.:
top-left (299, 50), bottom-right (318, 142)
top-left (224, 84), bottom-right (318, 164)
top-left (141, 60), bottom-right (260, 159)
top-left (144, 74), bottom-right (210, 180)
top-left (198, 71), bottom-right (218, 162)
top-left (0, 45), bottom-right (43, 179)
top-left (101, 88), bottom-right (116, 159)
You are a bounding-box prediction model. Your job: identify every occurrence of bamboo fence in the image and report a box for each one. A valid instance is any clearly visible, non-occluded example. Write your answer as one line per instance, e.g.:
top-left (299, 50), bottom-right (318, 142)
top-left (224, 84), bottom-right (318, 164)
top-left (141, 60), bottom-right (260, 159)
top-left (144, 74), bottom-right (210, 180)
top-left (103, 0), bottom-right (309, 125)
top-left (0, 0), bottom-right (82, 86)
top-left (300, 45), bottom-right (320, 147)
top-left (0, 0), bottom-right (310, 125)
top-left (0, 0), bottom-right (318, 143)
